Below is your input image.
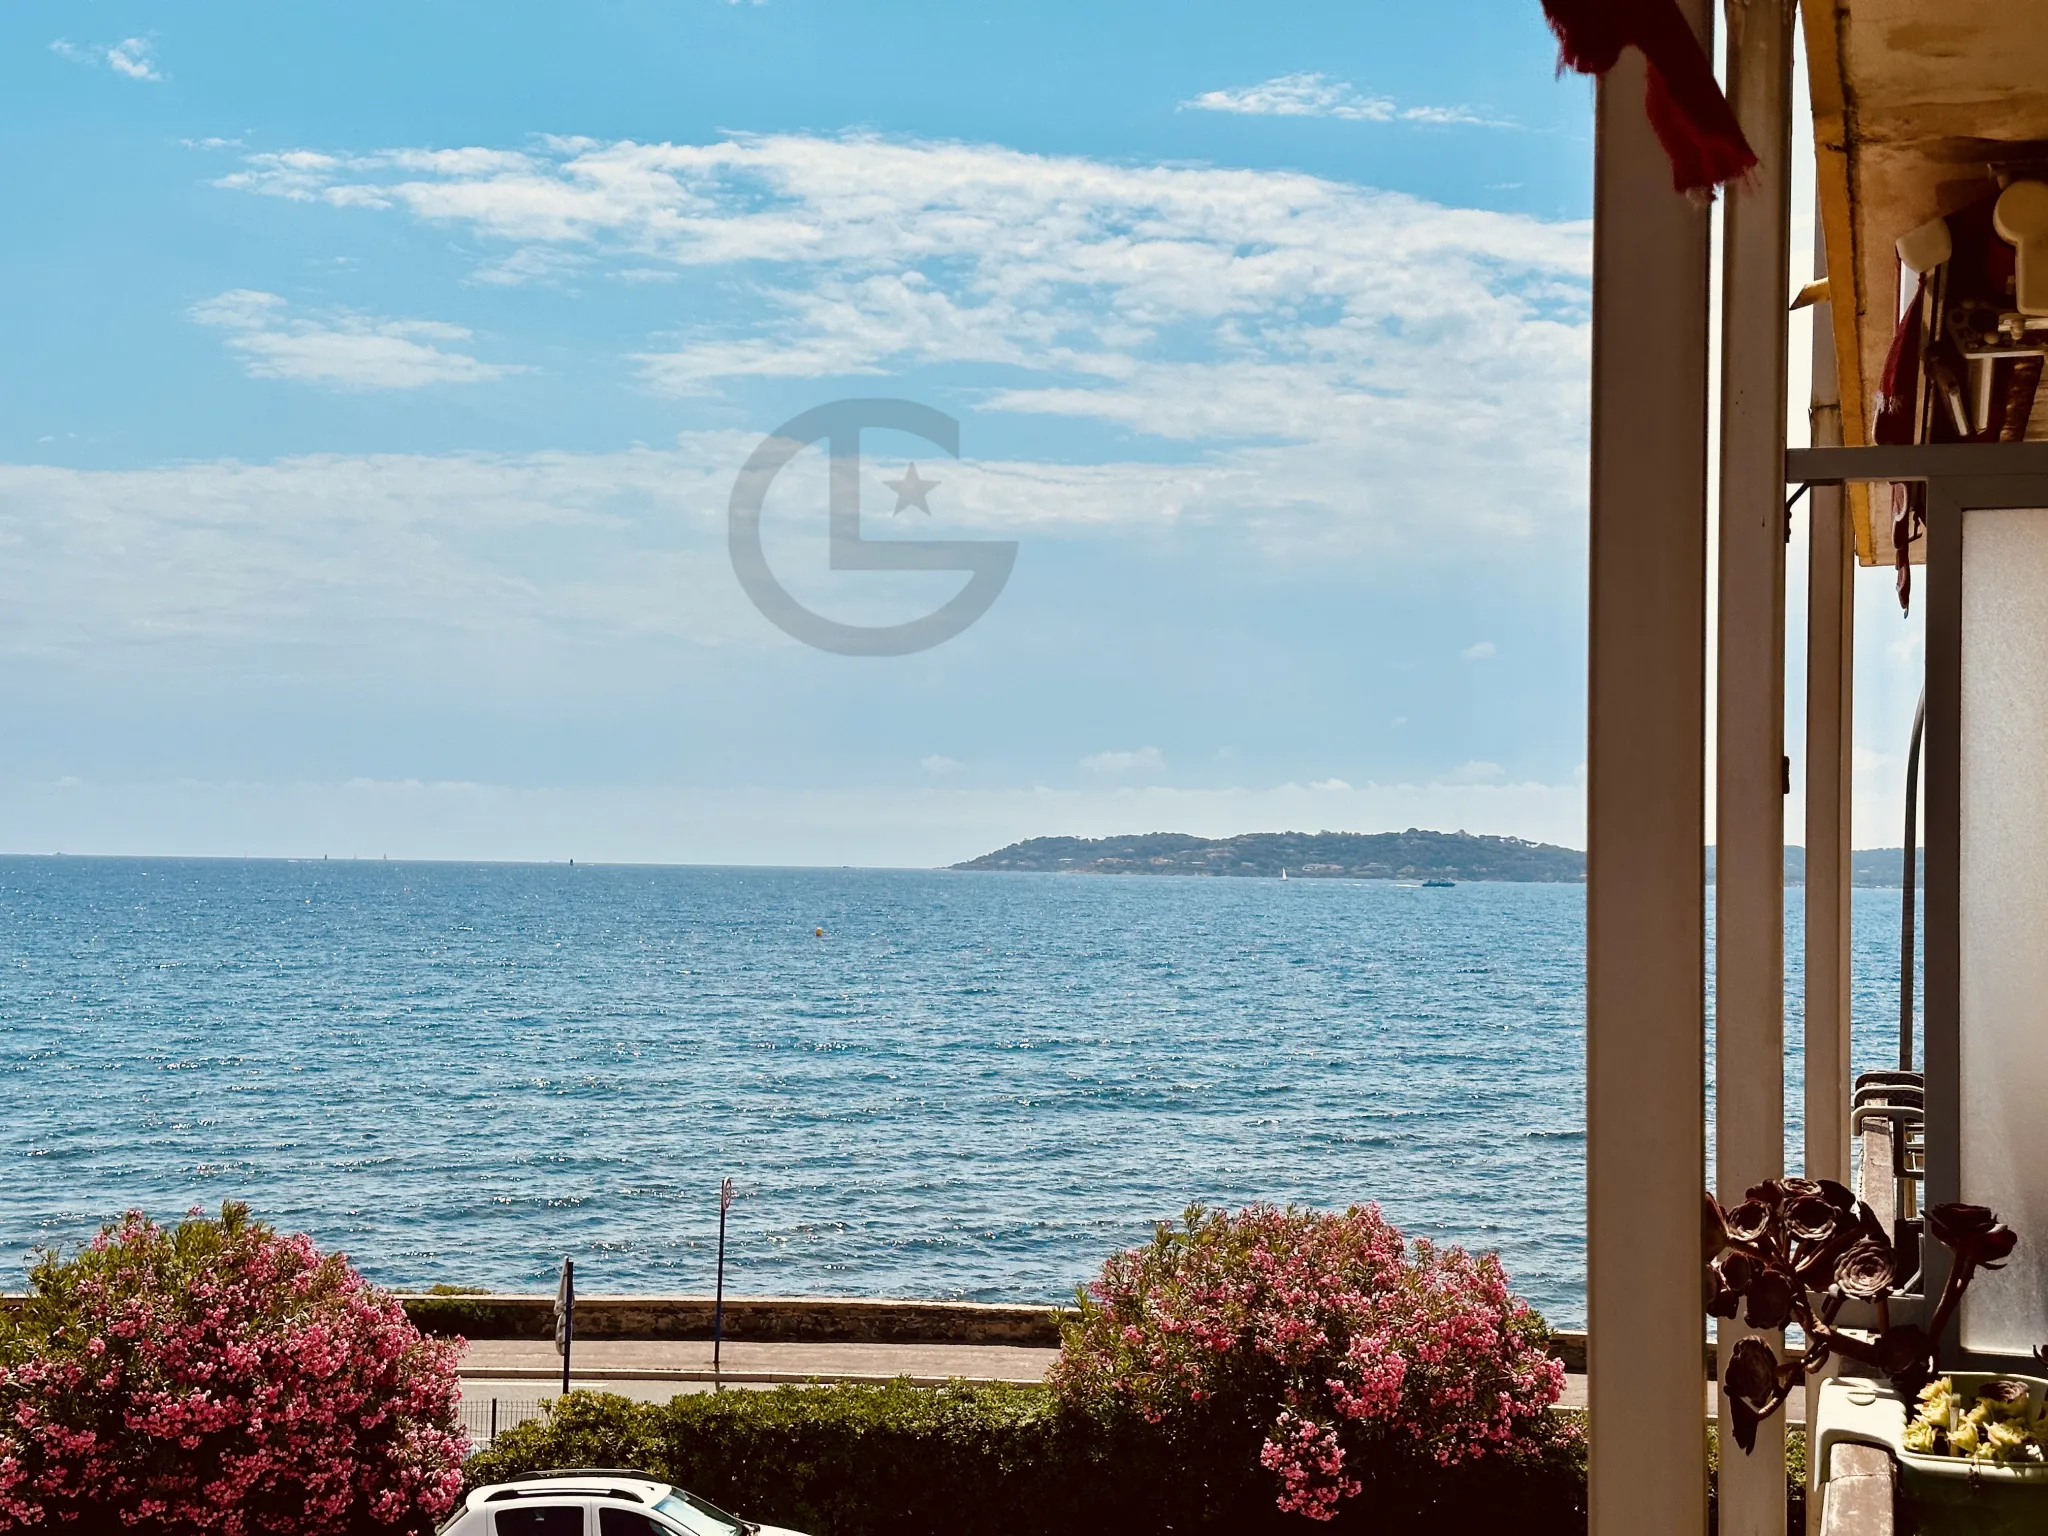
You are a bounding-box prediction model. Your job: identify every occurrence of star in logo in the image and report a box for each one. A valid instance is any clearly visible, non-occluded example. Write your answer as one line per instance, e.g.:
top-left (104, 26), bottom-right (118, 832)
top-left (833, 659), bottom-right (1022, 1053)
top-left (882, 462), bottom-right (940, 515)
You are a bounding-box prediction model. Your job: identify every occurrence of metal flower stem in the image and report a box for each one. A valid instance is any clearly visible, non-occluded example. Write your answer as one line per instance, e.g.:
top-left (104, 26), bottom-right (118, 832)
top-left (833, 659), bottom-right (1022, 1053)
top-left (1924, 1255), bottom-right (1976, 1347)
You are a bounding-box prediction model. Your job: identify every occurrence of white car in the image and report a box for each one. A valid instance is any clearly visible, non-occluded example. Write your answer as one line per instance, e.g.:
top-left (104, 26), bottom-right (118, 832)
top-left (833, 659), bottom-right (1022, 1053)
top-left (441, 1469), bottom-right (815, 1536)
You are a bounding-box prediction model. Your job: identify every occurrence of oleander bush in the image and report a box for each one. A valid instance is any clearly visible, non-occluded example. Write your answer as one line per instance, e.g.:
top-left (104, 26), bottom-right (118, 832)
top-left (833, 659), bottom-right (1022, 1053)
top-left (1051, 1204), bottom-right (1573, 1519)
top-left (0, 1202), bottom-right (467, 1534)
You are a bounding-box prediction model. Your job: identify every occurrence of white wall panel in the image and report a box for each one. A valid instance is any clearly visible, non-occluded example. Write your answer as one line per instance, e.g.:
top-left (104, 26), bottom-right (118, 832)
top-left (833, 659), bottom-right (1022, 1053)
top-left (1960, 505), bottom-right (2048, 1356)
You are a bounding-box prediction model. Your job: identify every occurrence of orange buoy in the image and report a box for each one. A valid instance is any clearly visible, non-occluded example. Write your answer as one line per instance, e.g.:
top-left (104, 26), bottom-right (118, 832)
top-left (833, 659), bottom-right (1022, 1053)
top-left (815, 927), bottom-right (825, 937)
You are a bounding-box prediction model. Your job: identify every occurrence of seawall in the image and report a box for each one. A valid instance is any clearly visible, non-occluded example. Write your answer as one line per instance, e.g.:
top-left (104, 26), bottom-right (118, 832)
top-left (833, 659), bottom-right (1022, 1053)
top-left (396, 1294), bottom-right (1066, 1347)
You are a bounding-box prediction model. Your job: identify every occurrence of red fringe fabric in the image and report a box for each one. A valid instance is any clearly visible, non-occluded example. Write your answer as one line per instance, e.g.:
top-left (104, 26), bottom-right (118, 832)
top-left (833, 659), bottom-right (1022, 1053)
top-left (1543, 0), bottom-right (1759, 195)
top-left (1873, 276), bottom-right (1926, 448)
top-left (1874, 277), bottom-right (1927, 610)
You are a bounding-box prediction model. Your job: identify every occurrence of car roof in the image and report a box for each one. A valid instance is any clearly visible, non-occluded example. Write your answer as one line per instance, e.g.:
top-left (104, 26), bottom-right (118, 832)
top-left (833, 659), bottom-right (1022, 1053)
top-left (467, 1470), bottom-right (672, 1510)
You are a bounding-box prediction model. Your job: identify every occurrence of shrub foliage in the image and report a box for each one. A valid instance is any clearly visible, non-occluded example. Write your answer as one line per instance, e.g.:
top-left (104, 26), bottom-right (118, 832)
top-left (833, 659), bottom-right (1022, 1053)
top-left (1050, 1204), bottom-right (1572, 1518)
top-left (0, 1202), bottom-right (467, 1533)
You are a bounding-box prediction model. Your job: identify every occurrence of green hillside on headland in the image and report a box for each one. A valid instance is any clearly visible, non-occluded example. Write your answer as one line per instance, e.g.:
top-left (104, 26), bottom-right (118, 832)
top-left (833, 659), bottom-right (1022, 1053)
top-left (951, 829), bottom-right (1583, 882)
top-left (954, 834), bottom-right (1925, 886)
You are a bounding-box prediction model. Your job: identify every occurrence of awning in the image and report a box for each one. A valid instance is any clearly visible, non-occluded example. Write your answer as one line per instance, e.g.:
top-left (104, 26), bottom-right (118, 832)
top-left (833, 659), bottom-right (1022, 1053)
top-left (1802, 0), bottom-right (2048, 562)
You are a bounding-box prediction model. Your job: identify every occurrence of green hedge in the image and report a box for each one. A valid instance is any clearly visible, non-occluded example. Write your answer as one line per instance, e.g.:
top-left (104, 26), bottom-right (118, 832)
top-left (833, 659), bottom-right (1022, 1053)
top-left (463, 1382), bottom-right (1589, 1536)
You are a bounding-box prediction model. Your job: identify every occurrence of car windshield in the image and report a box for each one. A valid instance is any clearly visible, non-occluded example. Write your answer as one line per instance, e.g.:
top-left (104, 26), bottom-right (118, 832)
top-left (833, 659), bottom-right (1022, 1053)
top-left (652, 1492), bottom-right (746, 1536)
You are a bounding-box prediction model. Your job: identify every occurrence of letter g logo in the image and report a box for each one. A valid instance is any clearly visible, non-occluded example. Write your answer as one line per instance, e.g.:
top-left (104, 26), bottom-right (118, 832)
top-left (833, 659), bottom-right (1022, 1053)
top-left (727, 399), bottom-right (1018, 656)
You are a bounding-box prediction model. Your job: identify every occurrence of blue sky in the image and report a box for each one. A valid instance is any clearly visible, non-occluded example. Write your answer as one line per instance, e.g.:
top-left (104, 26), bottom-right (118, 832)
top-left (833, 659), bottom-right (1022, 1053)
top-left (0, 2), bottom-right (1923, 864)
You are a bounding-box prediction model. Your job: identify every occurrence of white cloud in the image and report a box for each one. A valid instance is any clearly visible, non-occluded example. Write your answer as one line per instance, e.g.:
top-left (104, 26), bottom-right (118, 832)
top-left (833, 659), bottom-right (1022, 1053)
top-left (1310, 777), bottom-right (1352, 791)
top-left (1081, 747), bottom-right (1166, 776)
top-left (1445, 760), bottom-right (1506, 784)
top-left (0, 448), bottom-right (752, 672)
top-left (212, 132), bottom-right (1590, 555)
top-left (51, 37), bottom-right (163, 80)
top-left (189, 289), bottom-right (287, 328)
top-left (1182, 73), bottom-right (1511, 128)
top-left (105, 38), bottom-right (160, 79)
top-left (1399, 104), bottom-right (1516, 129)
top-left (189, 289), bottom-right (529, 389)
top-left (471, 246), bottom-right (591, 288)
top-left (920, 755), bottom-right (964, 776)
top-left (1462, 640), bottom-right (1496, 660)
top-left (0, 441), bottom-right (1408, 671)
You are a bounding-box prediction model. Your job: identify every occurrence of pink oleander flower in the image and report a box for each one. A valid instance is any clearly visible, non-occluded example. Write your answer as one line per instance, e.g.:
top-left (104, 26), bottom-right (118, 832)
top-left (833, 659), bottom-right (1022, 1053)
top-left (1048, 1203), bottom-right (1568, 1520)
top-left (0, 1202), bottom-right (465, 1534)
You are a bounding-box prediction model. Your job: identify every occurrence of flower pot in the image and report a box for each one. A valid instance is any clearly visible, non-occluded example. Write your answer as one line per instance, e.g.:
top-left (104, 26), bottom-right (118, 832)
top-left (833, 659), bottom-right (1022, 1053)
top-left (1898, 1374), bottom-right (2048, 1536)
top-left (1812, 1373), bottom-right (2048, 1536)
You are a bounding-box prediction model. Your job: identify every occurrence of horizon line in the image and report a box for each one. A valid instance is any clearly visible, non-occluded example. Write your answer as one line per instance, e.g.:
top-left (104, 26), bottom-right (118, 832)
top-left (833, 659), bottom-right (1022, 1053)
top-left (0, 839), bottom-right (1926, 874)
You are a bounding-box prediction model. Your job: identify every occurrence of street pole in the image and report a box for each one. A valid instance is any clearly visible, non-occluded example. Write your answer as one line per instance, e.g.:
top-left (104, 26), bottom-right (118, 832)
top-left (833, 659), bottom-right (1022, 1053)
top-left (713, 1177), bottom-right (733, 1389)
top-left (554, 1256), bottom-right (574, 1398)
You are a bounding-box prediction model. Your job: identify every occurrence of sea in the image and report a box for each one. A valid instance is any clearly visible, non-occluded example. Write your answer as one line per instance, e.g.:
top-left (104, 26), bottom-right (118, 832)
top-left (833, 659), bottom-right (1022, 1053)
top-left (0, 855), bottom-right (1921, 1329)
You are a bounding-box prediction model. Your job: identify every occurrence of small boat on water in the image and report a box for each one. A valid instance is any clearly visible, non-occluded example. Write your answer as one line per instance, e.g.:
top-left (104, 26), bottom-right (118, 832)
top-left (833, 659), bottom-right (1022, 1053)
top-left (1422, 878), bottom-right (1456, 888)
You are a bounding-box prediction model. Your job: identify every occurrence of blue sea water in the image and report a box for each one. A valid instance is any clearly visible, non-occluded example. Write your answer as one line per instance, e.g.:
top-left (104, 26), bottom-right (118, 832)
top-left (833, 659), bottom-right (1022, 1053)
top-left (0, 856), bottom-right (1919, 1328)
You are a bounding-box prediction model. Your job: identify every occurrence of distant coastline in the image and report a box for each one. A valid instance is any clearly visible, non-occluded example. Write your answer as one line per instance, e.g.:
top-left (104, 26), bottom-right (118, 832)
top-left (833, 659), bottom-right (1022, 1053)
top-left (954, 832), bottom-right (1922, 887)
top-left (952, 829), bottom-right (1583, 883)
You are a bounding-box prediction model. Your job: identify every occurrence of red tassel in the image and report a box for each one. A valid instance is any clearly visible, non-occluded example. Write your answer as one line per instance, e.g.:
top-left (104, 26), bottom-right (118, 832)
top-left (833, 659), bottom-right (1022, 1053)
top-left (1892, 482), bottom-right (1925, 611)
top-left (1543, 0), bottom-right (1759, 196)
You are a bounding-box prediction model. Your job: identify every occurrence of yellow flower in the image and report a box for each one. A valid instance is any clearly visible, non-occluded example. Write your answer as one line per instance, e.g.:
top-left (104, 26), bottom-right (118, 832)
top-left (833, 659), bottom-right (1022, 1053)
top-left (1986, 1420), bottom-right (2031, 1460)
top-left (1918, 1379), bottom-right (1957, 1424)
top-left (1952, 1418), bottom-right (1982, 1456)
top-left (1903, 1419), bottom-right (1939, 1454)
